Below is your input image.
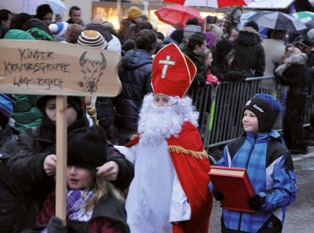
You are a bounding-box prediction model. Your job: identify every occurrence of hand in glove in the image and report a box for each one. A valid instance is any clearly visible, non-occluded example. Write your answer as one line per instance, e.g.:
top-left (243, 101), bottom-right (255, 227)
top-left (212, 189), bottom-right (224, 201)
top-left (47, 216), bottom-right (67, 233)
top-left (248, 194), bottom-right (263, 210)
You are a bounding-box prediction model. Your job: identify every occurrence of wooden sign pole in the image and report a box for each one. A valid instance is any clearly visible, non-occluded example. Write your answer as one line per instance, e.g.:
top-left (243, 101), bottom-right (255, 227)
top-left (0, 40), bottom-right (122, 225)
top-left (55, 96), bottom-right (67, 223)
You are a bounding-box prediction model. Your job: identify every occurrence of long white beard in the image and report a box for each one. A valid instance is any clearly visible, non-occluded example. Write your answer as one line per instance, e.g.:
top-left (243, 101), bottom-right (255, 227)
top-left (138, 94), bottom-right (199, 146)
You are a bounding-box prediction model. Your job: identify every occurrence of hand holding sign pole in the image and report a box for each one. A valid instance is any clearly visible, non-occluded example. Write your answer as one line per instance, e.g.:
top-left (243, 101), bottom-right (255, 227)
top-left (0, 39), bottom-right (122, 223)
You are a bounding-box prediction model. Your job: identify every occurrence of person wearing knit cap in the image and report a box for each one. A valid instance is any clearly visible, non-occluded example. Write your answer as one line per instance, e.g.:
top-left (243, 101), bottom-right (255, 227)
top-left (35, 125), bottom-right (130, 232)
top-left (115, 43), bottom-right (213, 233)
top-left (49, 21), bottom-right (69, 41)
top-left (118, 6), bottom-right (143, 45)
top-left (0, 93), bottom-right (20, 233)
top-left (7, 95), bottom-right (134, 232)
top-left (85, 23), bottom-right (122, 54)
top-left (127, 6), bottom-right (143, 22)
top-left (77, 26), bottom-right (117, 141)
top-left (77, 30), bottom-right (107, 49)
top-left (209, 93), bottom-right (296, 233)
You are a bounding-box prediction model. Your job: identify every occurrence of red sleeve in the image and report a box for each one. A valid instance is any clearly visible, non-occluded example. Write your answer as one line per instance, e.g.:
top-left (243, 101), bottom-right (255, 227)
top-left (36, 193), bottom-right (56, 225)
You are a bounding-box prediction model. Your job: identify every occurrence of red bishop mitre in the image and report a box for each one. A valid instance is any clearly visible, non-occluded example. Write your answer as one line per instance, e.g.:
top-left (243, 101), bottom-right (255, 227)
top-left (152, 43), bottom-right (197, 98)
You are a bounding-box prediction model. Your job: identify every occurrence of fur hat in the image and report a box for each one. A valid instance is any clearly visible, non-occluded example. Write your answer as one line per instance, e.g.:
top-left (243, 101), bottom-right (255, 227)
top-left (127, 6), bottom-right (143, 19)
top-left (49, 22), bottom-right (69, 38)
top-left (77, 30), bottom-right (107, 49)
top-left (0, 94), bottom-right (16, 127)
top-left (68, 125), bottom-right (107, 170)
top-left (243, 93), bottom-right (283, 133)
top-left (152, 43), bottom-right (196, 98)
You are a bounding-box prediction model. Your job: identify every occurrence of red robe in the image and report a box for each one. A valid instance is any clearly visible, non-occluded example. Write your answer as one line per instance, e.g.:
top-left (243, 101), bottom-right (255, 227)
top-left (126, 122), bottom-right (213, 233)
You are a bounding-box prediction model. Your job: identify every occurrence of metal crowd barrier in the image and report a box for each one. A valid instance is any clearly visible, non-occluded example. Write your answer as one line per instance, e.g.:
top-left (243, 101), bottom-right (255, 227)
top-left (188, 76), bottom-right (312, 152)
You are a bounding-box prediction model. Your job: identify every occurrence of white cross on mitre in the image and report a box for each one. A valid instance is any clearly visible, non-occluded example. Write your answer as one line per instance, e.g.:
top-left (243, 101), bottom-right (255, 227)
top-left (159, 55), bottom-right (176, 78)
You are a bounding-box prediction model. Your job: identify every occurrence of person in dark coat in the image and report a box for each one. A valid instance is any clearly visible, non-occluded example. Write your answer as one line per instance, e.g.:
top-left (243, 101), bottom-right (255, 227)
top-left (117, 6), bottom-right (143, 46)
top-left (7, 96), bottom-right (134, 233)
top-left (231, 21), bottom-right (265, 77)
top-left (181, 32), bottom-right (208, 88)
top-left (33, 125), bottom-right (130, 233)
top-left (35, 4), bottom-right (53, 26)
top-left (0, 94), bottom-right (20, 233)
top-left (0, 9), bottom-right (12, 38)
top-left (275, 45), bottom-right (311, 154)
top-left (109, 29), bottom-right (156, 145)
top-left (211, 39), bottom-right (246, 82)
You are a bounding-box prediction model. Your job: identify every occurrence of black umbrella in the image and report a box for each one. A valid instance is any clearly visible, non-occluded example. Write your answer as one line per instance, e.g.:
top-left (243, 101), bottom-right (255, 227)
top-left (248, 11), bottom-right (307, 31)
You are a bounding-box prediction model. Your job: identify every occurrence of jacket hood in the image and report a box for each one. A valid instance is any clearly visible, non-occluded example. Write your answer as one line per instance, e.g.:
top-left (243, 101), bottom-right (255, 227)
top-left (23, 18), bottom-right (52, 35)
top-left (236, 26), bottom-right (261, 46)
top-left (275, 53), bottom-right (308, 76)
top-left (121, 49), bottom-right (153, 70)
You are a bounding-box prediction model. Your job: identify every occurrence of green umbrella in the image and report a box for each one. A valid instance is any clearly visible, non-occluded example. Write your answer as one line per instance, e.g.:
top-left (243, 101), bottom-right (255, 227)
top-left (293, 11), bottom-right (314, 24)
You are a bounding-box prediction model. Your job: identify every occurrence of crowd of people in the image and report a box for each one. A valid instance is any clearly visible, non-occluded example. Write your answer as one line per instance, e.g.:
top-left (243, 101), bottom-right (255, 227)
top-left (0, 2), bottom-right (313, 233)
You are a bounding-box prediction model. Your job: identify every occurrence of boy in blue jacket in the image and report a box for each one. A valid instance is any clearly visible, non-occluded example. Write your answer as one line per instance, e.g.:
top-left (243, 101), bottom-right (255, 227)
top-left (209, 93), bottom-right (297, 233)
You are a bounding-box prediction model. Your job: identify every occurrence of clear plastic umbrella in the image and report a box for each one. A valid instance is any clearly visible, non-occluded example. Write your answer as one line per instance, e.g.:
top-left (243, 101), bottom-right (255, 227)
top-left (0, 0), bottom-right (68, 15)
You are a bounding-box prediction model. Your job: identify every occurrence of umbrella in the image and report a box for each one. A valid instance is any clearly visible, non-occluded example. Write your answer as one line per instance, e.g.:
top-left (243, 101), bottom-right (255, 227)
top-left (244, 0), bottom-right (294, 9)
top-left (155, 4), bottom-right (204, 27)
top-left (0, 0), bottom-right (68, 15)
top-left (293, 11), bottom-right (314, 24)
top-left (248, 11), bottom-right (307, 32)
top-left (162, 0), bottom-right (253, 8)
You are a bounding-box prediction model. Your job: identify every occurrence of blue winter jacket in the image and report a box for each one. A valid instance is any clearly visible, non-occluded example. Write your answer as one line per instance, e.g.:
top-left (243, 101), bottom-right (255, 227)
top-left (209, 130), bottom-right (297, 232)
top-left (113, 49), bottom-right (153, 131)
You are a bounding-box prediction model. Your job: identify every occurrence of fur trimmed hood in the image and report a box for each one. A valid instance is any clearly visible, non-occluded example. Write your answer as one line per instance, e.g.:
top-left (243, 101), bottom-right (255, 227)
top-left (275, 53), bottom-right (308, 76)
top-left (236, 26), bottom-right (262, 45)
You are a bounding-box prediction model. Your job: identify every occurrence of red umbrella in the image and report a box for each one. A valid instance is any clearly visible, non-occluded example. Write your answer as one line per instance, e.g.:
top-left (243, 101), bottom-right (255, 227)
top-left (155, 4), bottom-right (204, 27)
top-left (162, 0), bottom-right (252, 8)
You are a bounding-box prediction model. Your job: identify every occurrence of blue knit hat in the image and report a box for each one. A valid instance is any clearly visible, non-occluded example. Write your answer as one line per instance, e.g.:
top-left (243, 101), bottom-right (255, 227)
top-left (243, 93), bottom-right (283, 132)
top-left (0, 94), bottom-right (16, 127)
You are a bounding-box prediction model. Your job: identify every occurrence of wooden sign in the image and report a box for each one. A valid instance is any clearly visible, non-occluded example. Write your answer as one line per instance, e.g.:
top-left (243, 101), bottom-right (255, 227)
top-left (0, 40), bottom-right (122, 96)
top-left (0, 39), bottom-right (122, 224)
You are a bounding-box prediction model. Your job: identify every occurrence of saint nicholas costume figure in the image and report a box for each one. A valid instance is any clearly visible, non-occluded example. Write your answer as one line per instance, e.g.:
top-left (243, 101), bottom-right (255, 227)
top-left (116, 43), bottom-right (213, 233)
